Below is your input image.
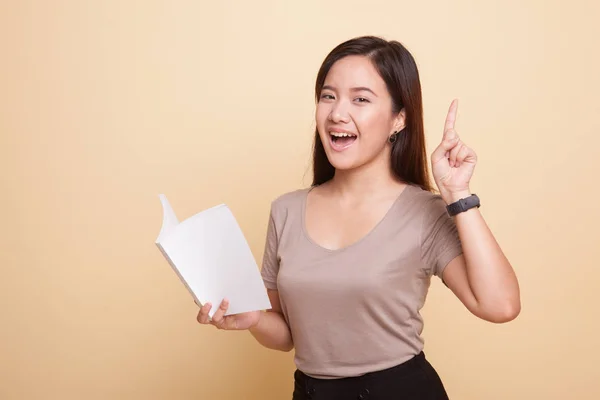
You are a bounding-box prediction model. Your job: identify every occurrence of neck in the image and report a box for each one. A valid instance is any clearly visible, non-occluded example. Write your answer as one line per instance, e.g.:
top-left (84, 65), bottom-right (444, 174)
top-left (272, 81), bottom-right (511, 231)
top-left (329, 154), bottom-right (403, 200)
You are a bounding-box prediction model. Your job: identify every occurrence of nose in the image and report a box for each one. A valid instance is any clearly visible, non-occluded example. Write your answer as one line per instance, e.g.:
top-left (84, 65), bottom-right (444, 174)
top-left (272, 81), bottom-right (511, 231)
top-left (328, 100), bottom-right (351, 124)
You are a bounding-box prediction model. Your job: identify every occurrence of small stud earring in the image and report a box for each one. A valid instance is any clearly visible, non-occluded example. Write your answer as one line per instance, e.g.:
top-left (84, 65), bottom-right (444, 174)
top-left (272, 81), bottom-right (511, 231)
top-left (388, 131), bottom-right (398, 144)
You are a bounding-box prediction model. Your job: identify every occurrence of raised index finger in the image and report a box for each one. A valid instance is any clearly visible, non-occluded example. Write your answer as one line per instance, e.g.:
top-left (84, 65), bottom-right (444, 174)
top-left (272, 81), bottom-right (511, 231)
top-left (444, 99), bottom-right (459, 133)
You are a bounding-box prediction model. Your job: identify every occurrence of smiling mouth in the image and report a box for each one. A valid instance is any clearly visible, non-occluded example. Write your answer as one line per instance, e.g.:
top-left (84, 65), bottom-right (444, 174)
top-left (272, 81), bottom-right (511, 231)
top-left (329, 131), bottom-right (357, 149)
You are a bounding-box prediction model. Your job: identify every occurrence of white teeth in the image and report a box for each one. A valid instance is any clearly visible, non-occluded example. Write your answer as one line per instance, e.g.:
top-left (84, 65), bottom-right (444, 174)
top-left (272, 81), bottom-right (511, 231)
top-left (330, 132), bottom-right (356, 137)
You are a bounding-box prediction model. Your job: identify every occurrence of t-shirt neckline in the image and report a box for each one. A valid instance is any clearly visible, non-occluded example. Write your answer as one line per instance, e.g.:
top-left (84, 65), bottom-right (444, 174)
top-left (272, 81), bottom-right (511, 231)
top-left (300, 183), bottom-right (415, 254)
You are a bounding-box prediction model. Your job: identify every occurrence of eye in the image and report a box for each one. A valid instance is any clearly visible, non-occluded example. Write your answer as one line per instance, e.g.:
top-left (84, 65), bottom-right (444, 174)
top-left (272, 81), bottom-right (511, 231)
top-left (320, 94), bottom-right (335, 100)
top-left (355, 97), bottom-right (370, 103)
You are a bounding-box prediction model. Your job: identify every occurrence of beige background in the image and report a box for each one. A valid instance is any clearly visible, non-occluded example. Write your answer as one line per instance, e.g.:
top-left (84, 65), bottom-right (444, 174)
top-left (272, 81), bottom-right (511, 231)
top-left (1, 1), bottom-right (599, 399)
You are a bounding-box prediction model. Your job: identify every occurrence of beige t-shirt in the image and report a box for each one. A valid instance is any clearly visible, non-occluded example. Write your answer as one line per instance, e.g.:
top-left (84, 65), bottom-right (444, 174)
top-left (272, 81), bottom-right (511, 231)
top-left (260, 183), bottom-right (463, 379)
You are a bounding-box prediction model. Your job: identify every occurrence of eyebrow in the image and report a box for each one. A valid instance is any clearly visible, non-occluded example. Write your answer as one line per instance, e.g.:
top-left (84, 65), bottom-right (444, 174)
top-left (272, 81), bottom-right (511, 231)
top-left (322, 85), bottom-right (378, 97)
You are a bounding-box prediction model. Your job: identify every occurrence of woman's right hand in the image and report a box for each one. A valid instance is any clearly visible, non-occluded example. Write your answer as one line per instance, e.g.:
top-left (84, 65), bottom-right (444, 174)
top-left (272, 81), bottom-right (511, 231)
top-left (196, 298), bottom-right (262, 331)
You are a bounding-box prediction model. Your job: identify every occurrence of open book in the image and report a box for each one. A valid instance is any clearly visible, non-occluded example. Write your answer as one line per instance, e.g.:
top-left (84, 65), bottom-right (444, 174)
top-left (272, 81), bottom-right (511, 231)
top-left (155, 194), bottom-right (271, 319)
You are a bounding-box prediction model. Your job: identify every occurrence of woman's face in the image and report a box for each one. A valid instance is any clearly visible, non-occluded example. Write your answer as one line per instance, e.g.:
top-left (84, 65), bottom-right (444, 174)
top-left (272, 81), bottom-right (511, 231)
top-left (316, 55), bottom-right (405, 173)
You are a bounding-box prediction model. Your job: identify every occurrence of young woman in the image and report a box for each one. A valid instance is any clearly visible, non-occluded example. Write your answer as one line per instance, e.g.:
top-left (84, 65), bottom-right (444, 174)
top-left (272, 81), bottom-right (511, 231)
top-left (196, 36), bottom-right (521, 399)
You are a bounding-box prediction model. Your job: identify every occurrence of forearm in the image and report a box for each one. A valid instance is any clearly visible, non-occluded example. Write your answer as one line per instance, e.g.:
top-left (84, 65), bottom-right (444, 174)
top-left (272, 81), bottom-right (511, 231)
top-left (249, 310), bottom-right (294, 352)
top-left (450, 193), bottom-right (521, 318)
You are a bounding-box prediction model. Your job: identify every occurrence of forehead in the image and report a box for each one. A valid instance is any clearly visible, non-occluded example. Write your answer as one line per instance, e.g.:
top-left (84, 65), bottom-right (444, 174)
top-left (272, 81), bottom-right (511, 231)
top-left (324, 55), bottom-right (387, 92)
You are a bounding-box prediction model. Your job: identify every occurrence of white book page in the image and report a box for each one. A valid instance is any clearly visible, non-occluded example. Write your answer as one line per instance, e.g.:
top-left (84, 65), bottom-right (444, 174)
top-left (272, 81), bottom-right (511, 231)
top-left (156, 195), bottom-right (271, 318)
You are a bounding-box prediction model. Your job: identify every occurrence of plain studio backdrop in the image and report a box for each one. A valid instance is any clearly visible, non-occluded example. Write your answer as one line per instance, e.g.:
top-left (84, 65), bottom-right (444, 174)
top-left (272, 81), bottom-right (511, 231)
top-left (1, 1), bottom-right (598, 399)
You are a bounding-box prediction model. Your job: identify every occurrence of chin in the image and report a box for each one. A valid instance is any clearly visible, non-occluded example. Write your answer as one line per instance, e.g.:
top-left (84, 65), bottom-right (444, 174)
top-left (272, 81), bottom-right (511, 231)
top-left (324, 151), bottom-right (361, 171)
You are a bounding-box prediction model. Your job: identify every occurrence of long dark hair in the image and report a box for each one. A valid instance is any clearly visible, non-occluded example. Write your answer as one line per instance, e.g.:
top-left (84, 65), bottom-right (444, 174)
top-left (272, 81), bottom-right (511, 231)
top-left (311, 36), bottom-right (433, 192)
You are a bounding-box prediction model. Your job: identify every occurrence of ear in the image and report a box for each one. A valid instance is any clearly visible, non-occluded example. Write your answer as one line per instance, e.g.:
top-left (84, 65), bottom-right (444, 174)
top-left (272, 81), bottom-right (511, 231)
top-left (393, 108), bottom-right (406, 132)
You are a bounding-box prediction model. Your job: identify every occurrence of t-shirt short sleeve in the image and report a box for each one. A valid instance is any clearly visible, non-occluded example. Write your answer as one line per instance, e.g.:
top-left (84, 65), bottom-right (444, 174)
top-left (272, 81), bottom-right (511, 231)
top-left (260, 203), bottom-right (280, 290)
top-left (420, 195), bottom-right (463, 279)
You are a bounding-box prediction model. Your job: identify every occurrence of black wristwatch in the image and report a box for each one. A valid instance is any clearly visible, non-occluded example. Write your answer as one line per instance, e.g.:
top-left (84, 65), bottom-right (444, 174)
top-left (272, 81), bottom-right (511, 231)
top-left (446, 194), bottom-right (480, 216)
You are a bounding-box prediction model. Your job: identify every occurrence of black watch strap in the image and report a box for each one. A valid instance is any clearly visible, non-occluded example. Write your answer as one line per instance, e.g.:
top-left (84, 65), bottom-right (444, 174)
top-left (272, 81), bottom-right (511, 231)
top-left (446, 194), bottom-right (480, 216)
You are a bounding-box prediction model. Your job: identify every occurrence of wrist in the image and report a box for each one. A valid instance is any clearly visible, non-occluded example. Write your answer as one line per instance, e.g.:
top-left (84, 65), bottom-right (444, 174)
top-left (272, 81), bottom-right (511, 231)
top-left (443, 190), bottom-right (472, 205)
top-left (445, 191), bottom-right (480, 217)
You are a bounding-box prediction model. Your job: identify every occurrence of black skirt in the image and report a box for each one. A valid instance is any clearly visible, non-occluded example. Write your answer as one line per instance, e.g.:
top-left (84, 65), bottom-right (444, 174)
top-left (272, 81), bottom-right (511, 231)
top-left (292, 352), bottom-right (449, 400)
